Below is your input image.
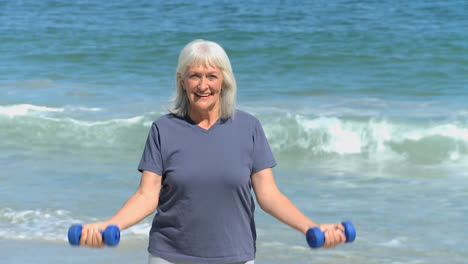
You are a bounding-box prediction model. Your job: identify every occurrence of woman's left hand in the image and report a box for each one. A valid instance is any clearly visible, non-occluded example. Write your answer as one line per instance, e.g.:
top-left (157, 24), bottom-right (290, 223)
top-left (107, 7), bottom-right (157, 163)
top-left (319, 223), bottom-right (347, 249)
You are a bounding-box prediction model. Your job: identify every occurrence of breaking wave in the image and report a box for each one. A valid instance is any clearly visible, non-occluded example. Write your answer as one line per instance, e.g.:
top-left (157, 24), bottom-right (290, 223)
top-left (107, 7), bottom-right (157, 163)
top-left (1, 103), bottom-right (467, 165)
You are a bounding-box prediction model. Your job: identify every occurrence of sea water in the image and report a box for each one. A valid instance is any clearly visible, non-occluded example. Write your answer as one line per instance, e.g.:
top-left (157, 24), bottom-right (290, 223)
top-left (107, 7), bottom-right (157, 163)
top-left (1, 1), bottom-right (467, 263)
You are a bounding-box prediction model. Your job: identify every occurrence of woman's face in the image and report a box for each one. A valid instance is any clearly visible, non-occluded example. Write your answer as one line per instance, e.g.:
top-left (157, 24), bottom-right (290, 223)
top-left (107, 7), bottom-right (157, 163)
top-left (181, 64), bottom-right (224, 117)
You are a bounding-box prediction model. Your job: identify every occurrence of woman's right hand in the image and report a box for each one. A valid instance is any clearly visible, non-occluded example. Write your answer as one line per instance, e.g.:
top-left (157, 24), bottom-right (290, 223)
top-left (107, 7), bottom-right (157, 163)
top-left (318, 223), bottom-right (347, 249)
top-left (79, 222), bottom-right (109, 248)
top-left (77, 171), bottom-right (162, 248)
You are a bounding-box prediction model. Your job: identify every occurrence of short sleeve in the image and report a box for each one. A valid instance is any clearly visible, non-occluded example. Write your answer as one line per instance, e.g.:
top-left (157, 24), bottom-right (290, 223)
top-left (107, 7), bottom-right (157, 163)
top-left (251, 119), bottom-right (277, 173)
top-left (138, 122), bottom-right (163, 175)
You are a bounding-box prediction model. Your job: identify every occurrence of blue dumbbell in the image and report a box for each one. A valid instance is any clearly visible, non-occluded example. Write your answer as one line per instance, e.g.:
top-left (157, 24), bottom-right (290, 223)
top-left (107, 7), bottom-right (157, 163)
top-left (68, 224), bottom-right (120, 246)
top-left (306, 221), bottom-right (356, 248)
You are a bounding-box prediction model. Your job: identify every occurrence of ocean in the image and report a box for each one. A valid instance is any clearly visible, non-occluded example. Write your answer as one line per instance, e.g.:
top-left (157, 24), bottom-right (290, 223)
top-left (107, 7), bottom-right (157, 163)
top-left (1, 0), bottom-right (467, 263)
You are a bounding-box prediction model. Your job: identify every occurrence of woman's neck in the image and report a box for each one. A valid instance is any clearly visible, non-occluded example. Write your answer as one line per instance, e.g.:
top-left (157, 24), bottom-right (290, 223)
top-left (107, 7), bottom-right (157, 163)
top-left (188, 109), bottom-right (219, 130)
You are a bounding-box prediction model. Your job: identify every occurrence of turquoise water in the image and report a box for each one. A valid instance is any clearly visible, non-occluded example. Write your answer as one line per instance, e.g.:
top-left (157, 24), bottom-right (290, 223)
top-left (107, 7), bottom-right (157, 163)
top-left (1, 1), bottom-right (467, 263)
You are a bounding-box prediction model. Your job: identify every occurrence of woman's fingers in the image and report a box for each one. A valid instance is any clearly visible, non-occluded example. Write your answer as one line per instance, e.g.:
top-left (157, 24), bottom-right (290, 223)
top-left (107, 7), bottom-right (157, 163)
top-left (90, 226), bottom-right (104, 248)
top-left (85, 226), bottom-right (95, 247)
top-left (336, 223), bottom-right (345, 232)
top-left (80, 223), bottom-right (105, 248)
top-left (79, 227), bottom-right (87, 246)
top-left (91, 228), bottom-right (99, 247)
top-left (323, 230), bottom-right (334, 248)
top-left (93, 228), bottom-right (105, 248)
top-left (320, 223), bottom-right (347, 249)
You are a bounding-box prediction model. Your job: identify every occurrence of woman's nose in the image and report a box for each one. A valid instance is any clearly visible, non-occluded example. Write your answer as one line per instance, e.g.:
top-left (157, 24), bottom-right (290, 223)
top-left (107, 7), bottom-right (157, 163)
top-left (199, 76), bottom-right (209, 89)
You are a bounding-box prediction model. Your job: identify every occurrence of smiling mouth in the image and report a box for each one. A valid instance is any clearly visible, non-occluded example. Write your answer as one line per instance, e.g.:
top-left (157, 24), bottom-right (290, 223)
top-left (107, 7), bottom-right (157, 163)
top-left (195, 93), bottom-right (212, 98)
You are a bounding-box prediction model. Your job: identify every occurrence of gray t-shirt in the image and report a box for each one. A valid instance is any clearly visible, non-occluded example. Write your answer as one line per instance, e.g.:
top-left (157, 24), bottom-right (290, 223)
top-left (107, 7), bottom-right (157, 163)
top-left (138, 110), bottom-right (276, 264)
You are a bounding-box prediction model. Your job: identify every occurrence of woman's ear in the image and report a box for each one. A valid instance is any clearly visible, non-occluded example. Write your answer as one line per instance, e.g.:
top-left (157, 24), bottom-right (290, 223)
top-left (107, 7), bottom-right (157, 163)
top-left (177, 72), bottom-right (185, 90)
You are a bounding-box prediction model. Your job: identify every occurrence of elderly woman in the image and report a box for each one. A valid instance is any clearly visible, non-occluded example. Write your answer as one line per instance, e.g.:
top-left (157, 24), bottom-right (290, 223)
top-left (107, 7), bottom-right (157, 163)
top-left (79, 39), bottom-right (346, 264)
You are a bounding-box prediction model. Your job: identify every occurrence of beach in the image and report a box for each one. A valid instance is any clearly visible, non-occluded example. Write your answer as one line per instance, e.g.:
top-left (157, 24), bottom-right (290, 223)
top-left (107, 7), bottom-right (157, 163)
top-left (1, 1), bottom-right (467, 263)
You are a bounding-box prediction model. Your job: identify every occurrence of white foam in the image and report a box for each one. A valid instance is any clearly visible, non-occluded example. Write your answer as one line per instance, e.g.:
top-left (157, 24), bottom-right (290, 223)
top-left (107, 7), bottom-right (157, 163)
top-left (0, 104), bottom-right (64, 117)
top-left (0, 104), bottom-right (104, 118)
top-left (263, 113), bottom-right (468, 164)
top-left (68, 106), bottom-right (102, 112)
top-left (0, 208), bottom-right (76, 241)
top-left (379, 237), bottom-right (407, 248)
top-left (437, 124), bottom-right (468, 141)
top-left (0, 207), bottom-right (149, 242)
top-left (65, 115), bottom-right (145, 127)
top-left (123, 222), bottom-right (151, 237)
top-left (0, 103), bottom-right (145, 127)
top-left (144, 121), bottom-right (154, 127)
top-left (302, 116), bottom-right (363, 154)
top-left (261, 241), bottom-right (285, 248)
top-left (404, 124), bottom-right (468, 142)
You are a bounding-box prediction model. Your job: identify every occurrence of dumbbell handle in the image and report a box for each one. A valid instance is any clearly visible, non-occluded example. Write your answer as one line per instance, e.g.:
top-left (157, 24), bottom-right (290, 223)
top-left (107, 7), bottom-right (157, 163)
top-left (68, 224), bottom-right (120, 246)
top-left (306, 221), bottom-right (356, 248)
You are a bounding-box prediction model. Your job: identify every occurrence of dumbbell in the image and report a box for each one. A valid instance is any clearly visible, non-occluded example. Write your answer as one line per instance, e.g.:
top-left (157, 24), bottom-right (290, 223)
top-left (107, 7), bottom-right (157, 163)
top-left (68, 224), bottom-right (120, 246)
top-left (306, 221), bottom-right (356, 248)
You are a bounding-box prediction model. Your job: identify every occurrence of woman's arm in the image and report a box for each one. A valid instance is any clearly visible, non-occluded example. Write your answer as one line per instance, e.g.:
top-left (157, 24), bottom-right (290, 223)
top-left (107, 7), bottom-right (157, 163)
top-left (251, 168), bottom-right (346, 248)
top-left (80, 170), bottom-right (162, 247)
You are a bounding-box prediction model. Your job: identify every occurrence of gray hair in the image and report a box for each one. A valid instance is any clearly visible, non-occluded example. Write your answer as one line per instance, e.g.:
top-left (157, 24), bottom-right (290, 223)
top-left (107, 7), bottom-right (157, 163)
top-left (170, 39), bottom-right (237, 120)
